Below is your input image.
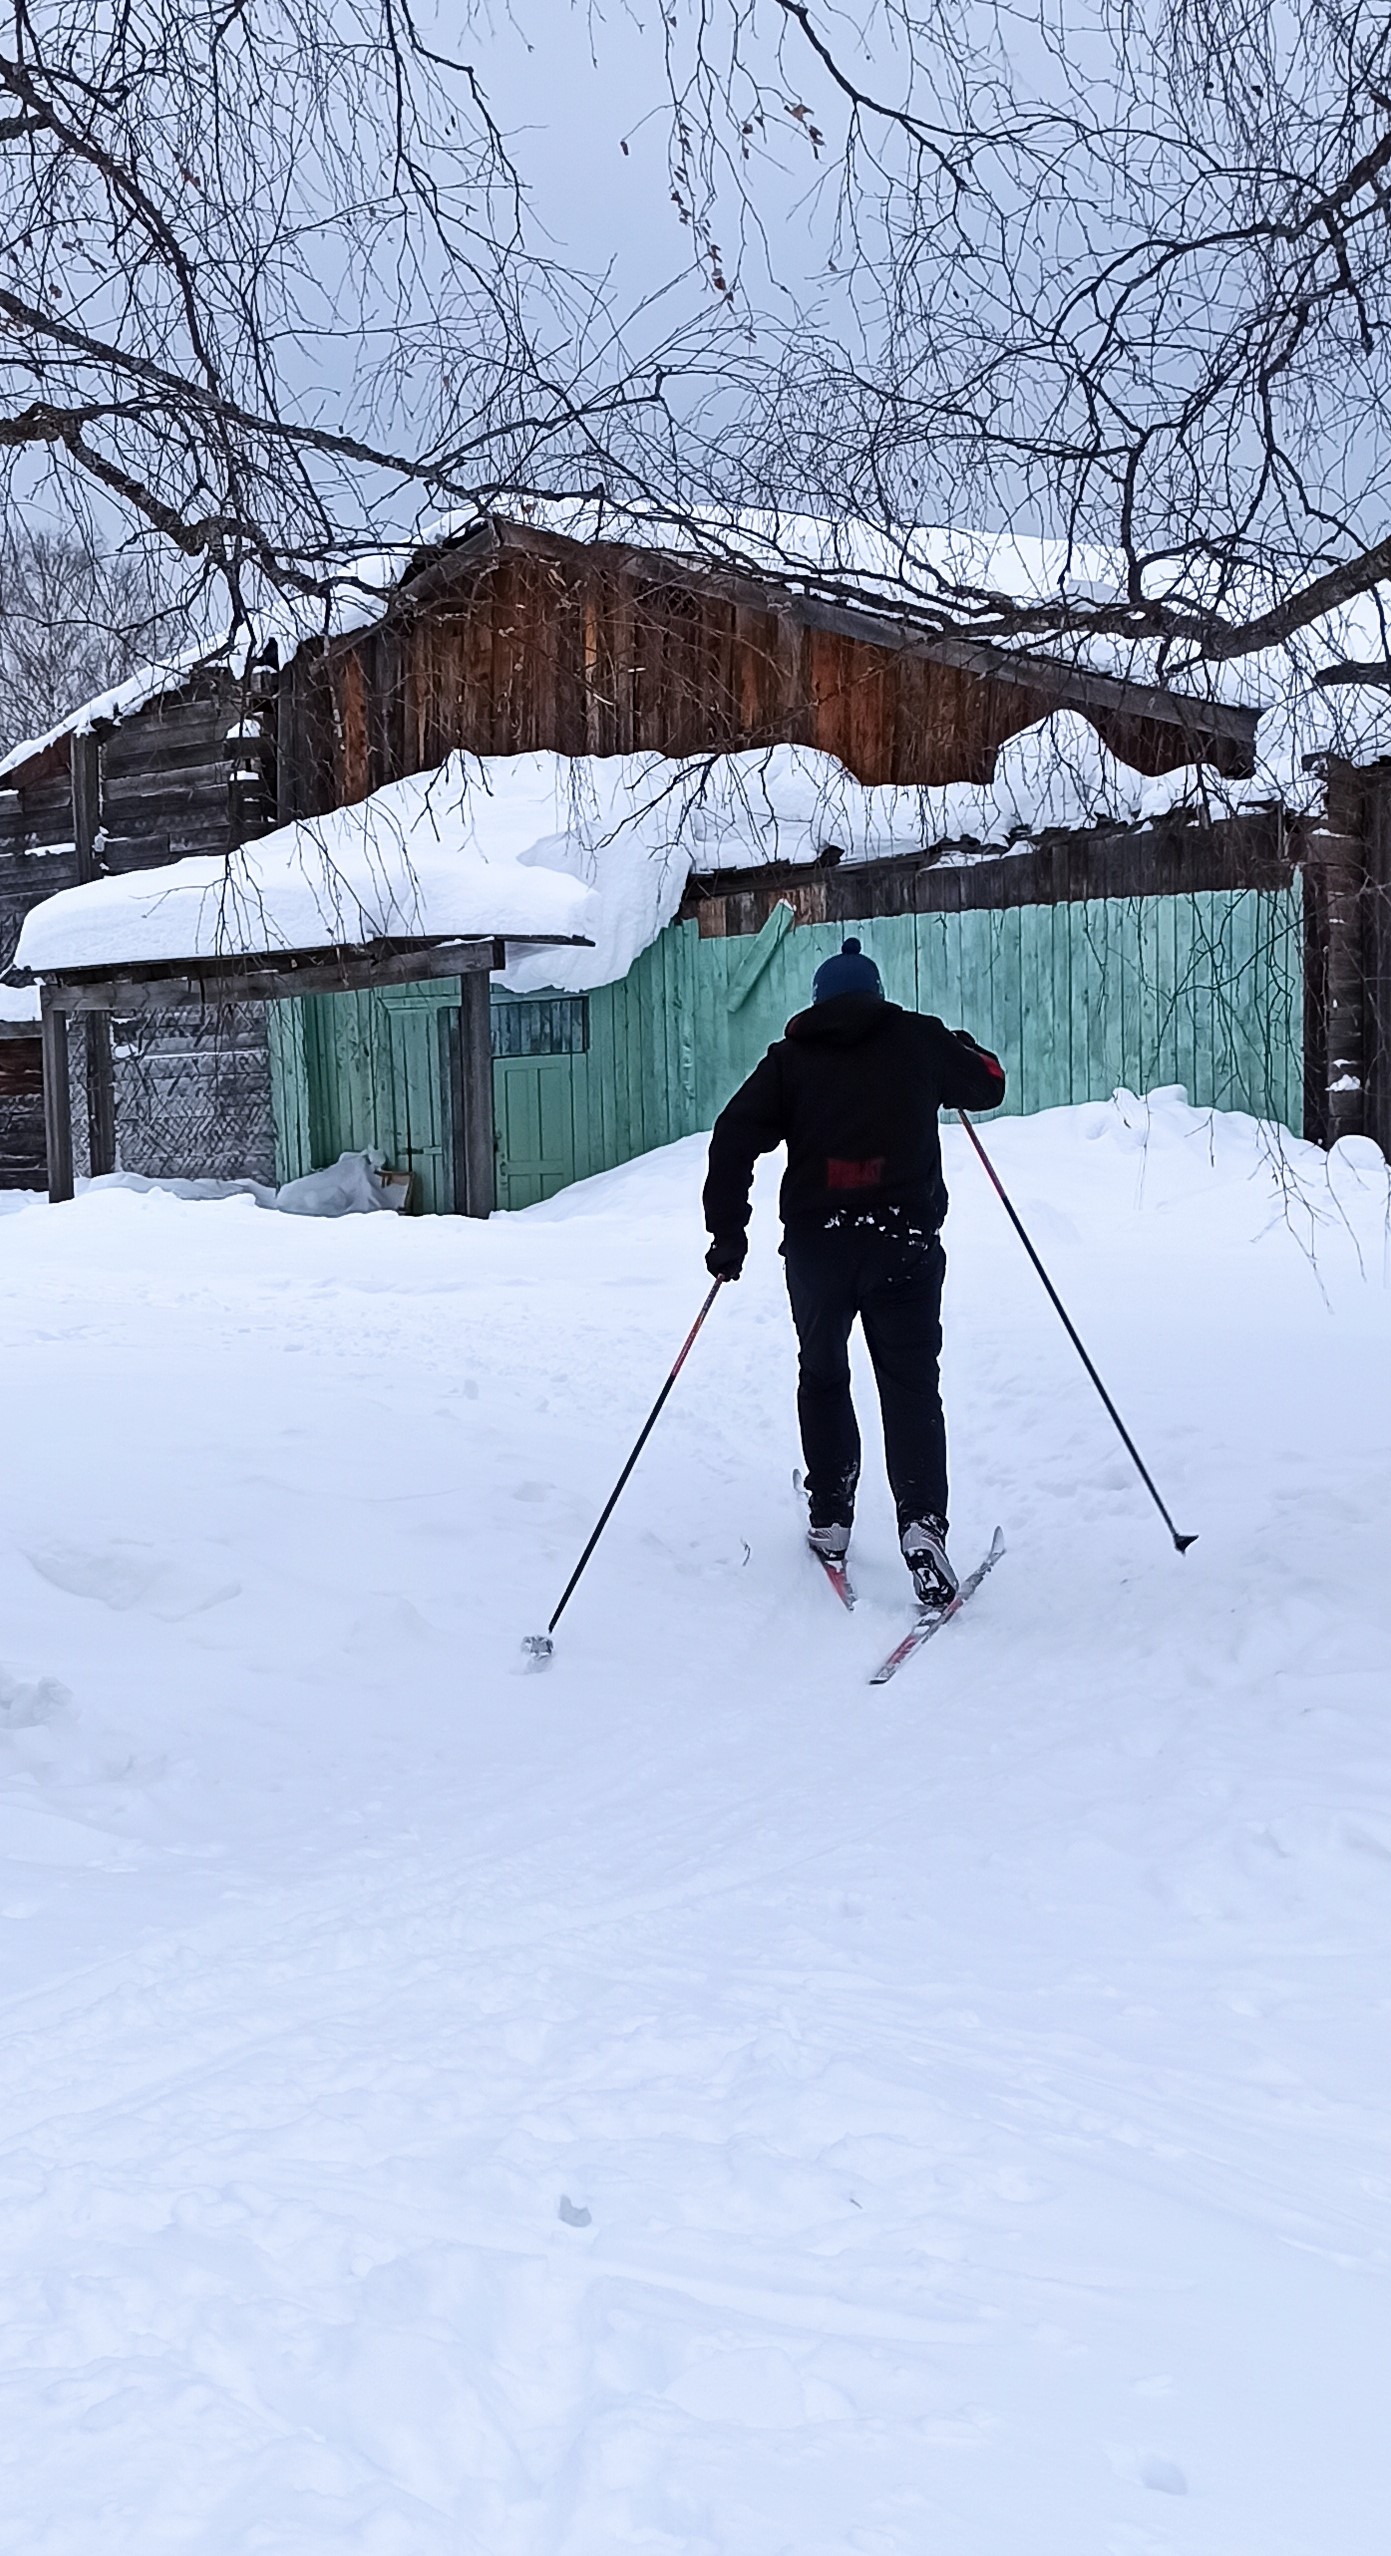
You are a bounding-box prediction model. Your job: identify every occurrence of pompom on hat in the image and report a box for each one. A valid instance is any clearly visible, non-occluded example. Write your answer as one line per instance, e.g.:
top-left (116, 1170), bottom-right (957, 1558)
top-left (811, 936), bottom-right (884, 1004)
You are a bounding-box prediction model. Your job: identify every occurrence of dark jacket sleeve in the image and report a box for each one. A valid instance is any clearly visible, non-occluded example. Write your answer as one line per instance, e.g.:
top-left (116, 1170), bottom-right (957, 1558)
top-left (924, 1018), bottom-right (1007, 1113)
top-left (703, 1047), bottom-right (787, 1242)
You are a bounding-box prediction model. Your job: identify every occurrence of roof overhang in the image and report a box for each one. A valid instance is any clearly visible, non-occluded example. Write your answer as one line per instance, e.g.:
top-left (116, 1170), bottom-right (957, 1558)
top-left (27, 932), bottom-right (590, 1016)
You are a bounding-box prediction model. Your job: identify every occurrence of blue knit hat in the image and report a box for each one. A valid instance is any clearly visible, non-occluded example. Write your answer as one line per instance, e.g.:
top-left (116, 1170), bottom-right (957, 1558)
top-left (812, 936), bottom-right (883, 1004)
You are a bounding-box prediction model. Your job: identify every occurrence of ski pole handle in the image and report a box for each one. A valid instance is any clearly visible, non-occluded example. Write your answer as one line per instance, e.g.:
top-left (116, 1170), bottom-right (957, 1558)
top-left (956, 1111), bottom-right (1195, 1554)
top-left (542, 1277), bottom-right (726, 1639)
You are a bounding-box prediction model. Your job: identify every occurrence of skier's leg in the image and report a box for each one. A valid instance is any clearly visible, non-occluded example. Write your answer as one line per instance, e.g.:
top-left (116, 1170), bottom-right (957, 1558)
top-left (783, 1231), bottom-right (860, 1529)
top-left (860, 1232), bottom-right (949, 1533)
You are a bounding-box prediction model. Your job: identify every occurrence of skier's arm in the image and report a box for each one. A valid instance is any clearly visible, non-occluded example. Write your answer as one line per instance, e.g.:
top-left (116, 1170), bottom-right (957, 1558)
top-left (702, 1050), bottom-right (786, 1276)
top-left (924, 1018), bottom-right (1007, 1113)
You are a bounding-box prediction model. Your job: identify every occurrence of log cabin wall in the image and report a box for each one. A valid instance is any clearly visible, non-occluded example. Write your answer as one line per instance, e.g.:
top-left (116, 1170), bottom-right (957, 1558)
top-left (1356, 761), bottom-right (1391, 1159)
top-left (0, 677), bottom-right (278, 1187)
top-left (0, 740), bottom-right (75, 1183)
top-left (0, 1028), bottom-right (43, 1185)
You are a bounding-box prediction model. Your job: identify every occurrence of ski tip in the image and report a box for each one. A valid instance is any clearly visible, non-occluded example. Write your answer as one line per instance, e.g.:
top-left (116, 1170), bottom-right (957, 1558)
top-left (522, 1632), bottom-right (555, 1668)
top-left (989, 1524), bottom-right (1006, 1557)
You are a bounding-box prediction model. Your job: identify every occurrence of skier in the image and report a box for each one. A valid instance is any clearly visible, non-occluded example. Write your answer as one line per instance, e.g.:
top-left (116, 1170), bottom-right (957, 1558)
top-left (702, 937), bottom-right (1006, 1607)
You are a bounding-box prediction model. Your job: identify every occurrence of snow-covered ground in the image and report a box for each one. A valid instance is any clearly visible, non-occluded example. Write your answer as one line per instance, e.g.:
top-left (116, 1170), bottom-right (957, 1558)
top-left (1, 1093), bottom-right (1388, 2554)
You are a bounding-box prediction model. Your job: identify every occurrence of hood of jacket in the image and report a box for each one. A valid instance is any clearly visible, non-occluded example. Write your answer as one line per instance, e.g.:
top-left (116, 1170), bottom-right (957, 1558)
top-left (784, 992), bottom-right (898, 1050)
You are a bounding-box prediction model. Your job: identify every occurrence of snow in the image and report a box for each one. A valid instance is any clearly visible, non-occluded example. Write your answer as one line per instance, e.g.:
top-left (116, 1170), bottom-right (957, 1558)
top-left (0, 1090), bottom-right (1387, 2551)
top-left (0, 646), bottom-right (231, 782)
top-left (0, 981), bottom-right (39, 1024)
top-left (13, 753), bottom-right (597, 975)
top-left (22, 736), bottom-right (1234, 998)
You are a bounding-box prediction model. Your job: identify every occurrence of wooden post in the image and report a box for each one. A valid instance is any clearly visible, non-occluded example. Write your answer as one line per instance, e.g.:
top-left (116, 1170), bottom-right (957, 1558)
top-left (70, 728), bottom-right (116, 1175)
top-left (1306, 828), bottom-right (1366, 1145)
top-left (1364, 773), bottom-right (1391, 1159)
top-left (40, 992), bottom-right (75, 1203)
top-left (457, 968), bottom-right (495, 1217)
top-left (70, 727), bottom-right (101, 874)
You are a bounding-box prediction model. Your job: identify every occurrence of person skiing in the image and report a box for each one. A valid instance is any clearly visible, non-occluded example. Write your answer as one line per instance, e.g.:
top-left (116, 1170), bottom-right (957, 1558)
top-left (702, 936), bottom-right (1006, 1607)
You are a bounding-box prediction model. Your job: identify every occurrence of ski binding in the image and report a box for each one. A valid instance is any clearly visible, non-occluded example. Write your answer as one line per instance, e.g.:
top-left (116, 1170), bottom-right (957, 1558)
top-left (869, 1527), bottom-right (1005, 1684)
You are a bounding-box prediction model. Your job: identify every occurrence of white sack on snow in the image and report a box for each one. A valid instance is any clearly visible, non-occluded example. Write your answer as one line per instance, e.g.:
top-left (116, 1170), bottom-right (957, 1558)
top-left (274, 1151), bottom-right (408, 1218)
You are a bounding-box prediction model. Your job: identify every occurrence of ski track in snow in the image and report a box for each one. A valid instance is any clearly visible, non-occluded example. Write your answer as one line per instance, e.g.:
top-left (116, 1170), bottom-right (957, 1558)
top-left (0, 1093), bottom-right (1388, 2552)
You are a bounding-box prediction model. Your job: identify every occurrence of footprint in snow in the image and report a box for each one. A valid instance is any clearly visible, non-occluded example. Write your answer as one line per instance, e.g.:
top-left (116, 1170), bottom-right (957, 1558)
top-left (0, 1668), bottom-right (71, 1730)
top-left (26, 1539), bottom-right (241, 1620)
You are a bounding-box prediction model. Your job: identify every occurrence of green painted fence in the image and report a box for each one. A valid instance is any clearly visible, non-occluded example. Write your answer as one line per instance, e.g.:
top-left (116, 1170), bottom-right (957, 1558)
top-left (269, 885), bottom-right (1305, 1209)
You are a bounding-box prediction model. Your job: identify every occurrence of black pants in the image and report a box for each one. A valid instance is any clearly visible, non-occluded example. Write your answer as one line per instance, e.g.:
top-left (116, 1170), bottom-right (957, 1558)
top-left (784, 1220), bottom-right (948, 1533)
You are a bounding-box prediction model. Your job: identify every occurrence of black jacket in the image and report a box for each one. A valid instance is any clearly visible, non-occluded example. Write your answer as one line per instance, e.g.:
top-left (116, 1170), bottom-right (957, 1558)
top-left (703, 994), bottom-right (1006, 1246)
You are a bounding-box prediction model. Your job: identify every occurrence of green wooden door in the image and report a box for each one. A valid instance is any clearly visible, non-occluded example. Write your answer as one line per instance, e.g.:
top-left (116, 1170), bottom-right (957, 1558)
top-left (377, 985), bottom-right (456, 1213)
top-left (493, 1055), bottom-right (577, 1209)
top-left (268, 979), bottom-right (459, 1211)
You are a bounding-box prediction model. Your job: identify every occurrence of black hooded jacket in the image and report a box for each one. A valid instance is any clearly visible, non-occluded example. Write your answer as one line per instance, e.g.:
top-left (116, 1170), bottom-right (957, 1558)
top-left (703, 994), bottom-right (1006, 1247)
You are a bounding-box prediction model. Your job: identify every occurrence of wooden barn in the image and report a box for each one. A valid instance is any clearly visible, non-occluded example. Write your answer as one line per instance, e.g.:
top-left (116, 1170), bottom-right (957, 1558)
top-left (5, 511), bottom-right (1387, 1204)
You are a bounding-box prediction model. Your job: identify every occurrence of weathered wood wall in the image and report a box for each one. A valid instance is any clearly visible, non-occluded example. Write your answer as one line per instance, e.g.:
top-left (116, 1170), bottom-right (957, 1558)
top-left (271, 869), bottom-right (1305, 1210)
top-left (276, 529), bottom-right (1252, 824)
top-left (0, 1029), bottom-right (43, 1186)
top-left (678, 809), bottom-right (1298, 935)
top-left (1309, 758), bottom-right (1391, 1154)
top-left (0, 678), bottom-right (278, 1186)
top-left (0, 742), bottom-right (73, 1184)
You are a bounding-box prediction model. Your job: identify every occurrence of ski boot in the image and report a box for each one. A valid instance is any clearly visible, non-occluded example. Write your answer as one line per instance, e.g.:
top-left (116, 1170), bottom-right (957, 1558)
top-left (806, 1517), bottom-right (851, 1568)
top-left (899, 1515), bottom-right (959, 1612)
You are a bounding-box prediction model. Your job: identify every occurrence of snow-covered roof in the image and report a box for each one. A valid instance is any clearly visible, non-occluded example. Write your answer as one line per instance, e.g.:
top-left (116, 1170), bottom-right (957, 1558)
top-left (9, 496), bottom-right (1391, 814)
top-left (494, 497), bottom-right (1391, 800)
top-left (13, 755), bottom-right (596, 977)
top-left (0, 645), bottom-right (221, 782)
top-left (0, 502), bottom-right (1257, 790)
top-left (0, 550), bottom-right (408, 783)
top-left (13, 729), bottom-right (1302, 995)
top-left (0, 981), bottom-right (40, 1026)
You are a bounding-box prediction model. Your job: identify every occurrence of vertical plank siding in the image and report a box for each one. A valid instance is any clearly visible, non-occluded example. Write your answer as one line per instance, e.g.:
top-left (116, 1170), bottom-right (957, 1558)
top-left (275, 529), bottom-right (1251, 830)
top-left (420, 883), bottom-right (1301, 1215)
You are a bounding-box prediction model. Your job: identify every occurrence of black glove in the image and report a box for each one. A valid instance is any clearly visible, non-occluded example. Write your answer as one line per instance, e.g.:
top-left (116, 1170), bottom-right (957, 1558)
top-left (705, 1235), bottom-right (747, 1282)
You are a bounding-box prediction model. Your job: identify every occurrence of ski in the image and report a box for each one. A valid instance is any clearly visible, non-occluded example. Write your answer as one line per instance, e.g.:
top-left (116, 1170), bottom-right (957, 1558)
top-left (810, 1545), bottom-right (856, 1611)
top-left (794, 1467), bottom-right (856, 1610)
top-left (868, 1527), bottom-right (1005, 1685)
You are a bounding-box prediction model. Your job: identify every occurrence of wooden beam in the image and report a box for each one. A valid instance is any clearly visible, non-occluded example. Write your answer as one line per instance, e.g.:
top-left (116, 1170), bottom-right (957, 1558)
top-left (70, 726), bottom-right (117, 1175)
top-left (40, 992), bottom-right (74, 1203)
top-left (37, 933), bottom-right (588, 1016)
top-left (679, 807), bottom-right (1296, 927)
top-left (70, 730), bottom-right (102, 882)
top-left (457, 970), bottom-right (495, 1217)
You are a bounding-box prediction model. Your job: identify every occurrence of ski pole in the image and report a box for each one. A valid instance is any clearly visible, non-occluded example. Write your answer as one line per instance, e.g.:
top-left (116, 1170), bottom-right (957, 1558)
top-left (524, 1277), bottom-right (727, 1660)
top-left (956, 1110), bottom-right (1196, 1554)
